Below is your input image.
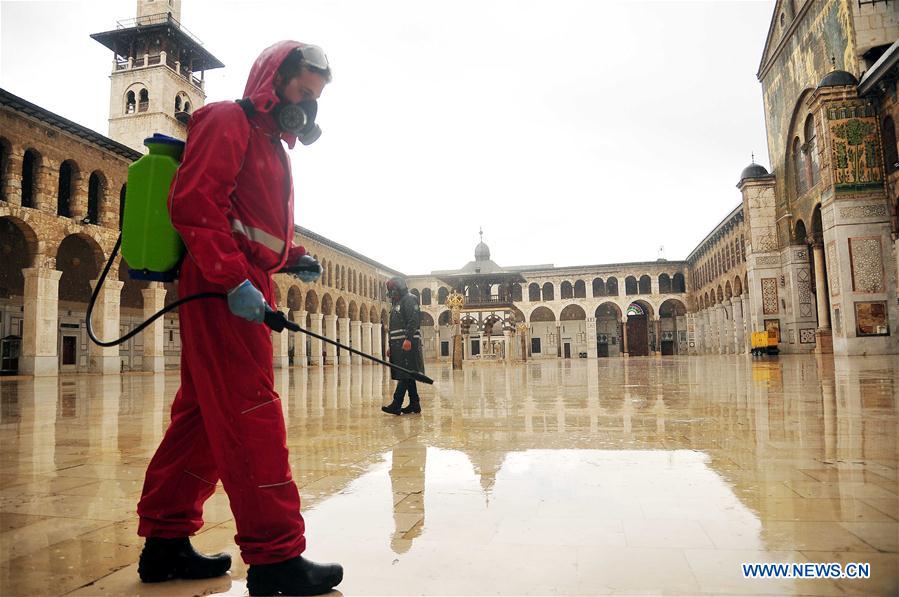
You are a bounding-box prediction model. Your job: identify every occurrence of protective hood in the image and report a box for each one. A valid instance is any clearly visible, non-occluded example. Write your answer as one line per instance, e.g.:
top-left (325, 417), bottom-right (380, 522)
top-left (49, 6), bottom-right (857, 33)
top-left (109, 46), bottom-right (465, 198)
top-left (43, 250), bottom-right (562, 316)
top-left (387, 277), bottom-right (408, 302)
top-left (242, 40), bottom-right (308, 149)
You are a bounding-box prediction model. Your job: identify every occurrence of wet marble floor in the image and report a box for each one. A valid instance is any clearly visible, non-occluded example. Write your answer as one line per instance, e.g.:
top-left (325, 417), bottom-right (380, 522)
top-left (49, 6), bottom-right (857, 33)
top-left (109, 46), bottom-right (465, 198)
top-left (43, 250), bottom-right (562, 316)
top-left (0, 355), bottom-right (897, 596)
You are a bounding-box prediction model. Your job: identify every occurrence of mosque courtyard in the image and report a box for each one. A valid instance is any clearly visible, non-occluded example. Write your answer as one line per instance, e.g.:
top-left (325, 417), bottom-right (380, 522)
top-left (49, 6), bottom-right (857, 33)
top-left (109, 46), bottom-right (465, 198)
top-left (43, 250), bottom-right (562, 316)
top-left (0, 355), bottom-right (896, 596)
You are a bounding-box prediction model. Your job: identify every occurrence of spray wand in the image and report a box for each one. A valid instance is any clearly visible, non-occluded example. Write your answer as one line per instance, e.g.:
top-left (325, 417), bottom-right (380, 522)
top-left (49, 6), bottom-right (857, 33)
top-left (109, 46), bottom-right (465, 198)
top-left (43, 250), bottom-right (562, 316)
top-left (86, 235), bottom-right (434, 385)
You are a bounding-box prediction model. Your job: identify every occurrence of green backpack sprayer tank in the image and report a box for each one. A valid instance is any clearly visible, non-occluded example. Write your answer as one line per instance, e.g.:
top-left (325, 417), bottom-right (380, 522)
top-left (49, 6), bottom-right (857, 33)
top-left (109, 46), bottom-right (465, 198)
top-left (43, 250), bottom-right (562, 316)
top-left (121, 134), bottom-right (186, 281)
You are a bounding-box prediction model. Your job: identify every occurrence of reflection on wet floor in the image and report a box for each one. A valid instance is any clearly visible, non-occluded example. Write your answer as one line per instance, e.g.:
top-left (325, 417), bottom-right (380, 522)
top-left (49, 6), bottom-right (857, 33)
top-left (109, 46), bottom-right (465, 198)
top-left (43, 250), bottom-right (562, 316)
top-left (0, 356), bottom-right (897, 595)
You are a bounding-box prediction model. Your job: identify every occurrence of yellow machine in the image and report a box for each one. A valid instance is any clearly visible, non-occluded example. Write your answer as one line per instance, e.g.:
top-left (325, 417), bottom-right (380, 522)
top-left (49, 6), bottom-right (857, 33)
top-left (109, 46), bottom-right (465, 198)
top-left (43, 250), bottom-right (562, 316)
top-left (750, 331), bottom-right (779, 356)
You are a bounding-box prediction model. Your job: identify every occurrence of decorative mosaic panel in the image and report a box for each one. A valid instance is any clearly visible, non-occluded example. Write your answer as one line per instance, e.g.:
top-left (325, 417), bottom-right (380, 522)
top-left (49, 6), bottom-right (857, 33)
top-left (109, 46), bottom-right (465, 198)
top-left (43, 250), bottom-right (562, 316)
top-left (788, 328), bottom-right (796, 344)
top-left (826, 242), bottom-right (839, 297)
top-left (800, 304), bottom-right (813, 317)
top-left (795, 249), bottom-right (807, 260)
top-left (762, 278), bottom-right (779, 314)
top-left (839, 204), bottom-right (888, 220)
top-left (797, 268), bottom-right (812, 304)
top-left (757, 256), bottom-right (780, 266)
top-left (849, 237), bottom-right (884, 293)
top-left (799, 328), bottom-right (816, 343)
top-left (827, 105), bottom-right (884, 190)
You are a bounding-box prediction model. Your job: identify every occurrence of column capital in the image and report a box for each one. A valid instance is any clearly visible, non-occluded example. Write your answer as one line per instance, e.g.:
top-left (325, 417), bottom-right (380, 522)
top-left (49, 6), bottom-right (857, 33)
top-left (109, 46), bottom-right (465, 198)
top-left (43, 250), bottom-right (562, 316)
top-left (22, 267), bottom-right (62, 281)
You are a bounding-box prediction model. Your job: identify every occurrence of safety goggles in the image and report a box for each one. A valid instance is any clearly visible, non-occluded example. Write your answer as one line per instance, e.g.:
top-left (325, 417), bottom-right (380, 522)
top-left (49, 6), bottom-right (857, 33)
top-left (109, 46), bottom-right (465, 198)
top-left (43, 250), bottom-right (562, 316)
top-left (299, 44), bottom-right (329, 71)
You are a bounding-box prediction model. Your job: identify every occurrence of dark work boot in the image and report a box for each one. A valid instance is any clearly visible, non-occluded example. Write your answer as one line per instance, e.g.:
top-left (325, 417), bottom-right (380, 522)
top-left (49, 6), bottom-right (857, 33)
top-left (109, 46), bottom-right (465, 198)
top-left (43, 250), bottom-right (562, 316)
top-left (247, 555), bottom-right (343, 596)
top-left (381, 401), bottom-right (403, 415)
top-left (138, 537), bottom-right (231, 583)
top-left (400, 398), bottom-right (421, 414)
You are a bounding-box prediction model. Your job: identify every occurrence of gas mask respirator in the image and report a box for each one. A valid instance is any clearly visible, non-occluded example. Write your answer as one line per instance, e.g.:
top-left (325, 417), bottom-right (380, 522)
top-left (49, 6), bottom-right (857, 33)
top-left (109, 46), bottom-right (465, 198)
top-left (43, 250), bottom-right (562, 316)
top-left (271, 99), bottom-right (321, 145)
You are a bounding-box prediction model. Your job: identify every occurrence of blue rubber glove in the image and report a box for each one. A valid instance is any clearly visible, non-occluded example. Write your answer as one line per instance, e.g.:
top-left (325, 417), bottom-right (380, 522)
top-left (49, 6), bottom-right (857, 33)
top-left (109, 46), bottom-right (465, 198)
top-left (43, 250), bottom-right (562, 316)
top-left (227, 279), bottom-right (266, 323)
top-left (284, 254), bottom-right (323, 283)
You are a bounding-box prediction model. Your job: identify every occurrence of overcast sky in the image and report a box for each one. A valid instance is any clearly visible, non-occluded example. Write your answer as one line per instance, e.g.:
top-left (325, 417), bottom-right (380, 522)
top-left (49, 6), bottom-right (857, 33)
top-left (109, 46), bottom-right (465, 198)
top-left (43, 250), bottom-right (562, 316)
top-left (1, 0), bottom-right (774, 274)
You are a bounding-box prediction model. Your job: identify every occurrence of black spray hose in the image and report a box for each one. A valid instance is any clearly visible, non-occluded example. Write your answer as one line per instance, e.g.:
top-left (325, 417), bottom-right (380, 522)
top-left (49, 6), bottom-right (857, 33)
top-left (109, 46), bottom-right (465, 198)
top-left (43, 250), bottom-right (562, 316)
top-left (86, 234), bottom-right (434, 385)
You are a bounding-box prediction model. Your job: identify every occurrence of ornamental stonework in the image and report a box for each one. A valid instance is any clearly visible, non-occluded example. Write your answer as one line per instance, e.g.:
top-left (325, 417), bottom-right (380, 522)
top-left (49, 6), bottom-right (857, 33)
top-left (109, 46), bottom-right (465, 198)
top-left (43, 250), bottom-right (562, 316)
top-left (762, 278), bottom-right (779, 314)
top-left (826, 242), bottom-right (839, 297)
top-left (839, 204), bottom-right (888, 220)
top-left (849, 237), bottom-right (884, 293)
top-left (799, 328), bottom-right (816, 343)
top-left (756, 256), bottom-right (780, 266)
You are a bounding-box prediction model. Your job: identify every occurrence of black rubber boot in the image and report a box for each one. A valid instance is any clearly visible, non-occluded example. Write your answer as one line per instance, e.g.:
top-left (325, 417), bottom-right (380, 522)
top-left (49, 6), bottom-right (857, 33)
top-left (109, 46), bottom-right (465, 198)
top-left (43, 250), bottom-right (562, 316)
top-left (138, 537), bottom-right (231, 583)
top-left (381, 402), bottom-right (403, 415)
top-left (400, 398), bottom-right (420, 414)
top-left (247, 555), bottom-right (343, 596)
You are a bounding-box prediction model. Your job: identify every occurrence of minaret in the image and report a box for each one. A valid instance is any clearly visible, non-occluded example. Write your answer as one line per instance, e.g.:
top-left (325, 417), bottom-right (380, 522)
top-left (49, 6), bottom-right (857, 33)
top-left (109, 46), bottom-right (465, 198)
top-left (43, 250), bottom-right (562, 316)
top-left (91, 0), bottom-right (224, 152)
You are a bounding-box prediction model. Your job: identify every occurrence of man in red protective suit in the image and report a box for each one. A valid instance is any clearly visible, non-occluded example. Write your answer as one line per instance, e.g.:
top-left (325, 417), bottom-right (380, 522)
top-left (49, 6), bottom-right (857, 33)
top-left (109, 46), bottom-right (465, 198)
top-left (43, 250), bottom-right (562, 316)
top-left (136, 41), bottom-right (343, 597)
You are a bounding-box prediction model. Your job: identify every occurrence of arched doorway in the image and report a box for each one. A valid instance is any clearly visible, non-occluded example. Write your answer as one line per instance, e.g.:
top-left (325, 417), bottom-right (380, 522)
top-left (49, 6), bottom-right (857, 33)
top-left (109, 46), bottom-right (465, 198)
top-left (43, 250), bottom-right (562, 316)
top-left (528, 306), bottom-right (556, 358)
top-left (625, 301), bottom-right (652, 356)
top-left (594, 302), bottom-right (622, 357)
top-left (559, 304), bottom-right (586, 358)
top-left (659, 299), bottom-right (687, 355)
top-left (56, 234), bottom-right (103, 371)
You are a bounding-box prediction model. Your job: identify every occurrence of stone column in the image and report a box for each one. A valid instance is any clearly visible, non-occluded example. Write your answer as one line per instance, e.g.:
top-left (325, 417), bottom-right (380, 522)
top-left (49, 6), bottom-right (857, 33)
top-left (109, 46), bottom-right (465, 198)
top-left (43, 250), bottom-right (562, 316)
top-left (337, 317), bottom-right (350, 365)
top-left (324, 315), bottom-right (338, 365)
top-left (4, 148), bottom-right (23, 205)
top-left (722, 300), bottom-right (733, 354)
top-left (350, 320), bottom-right (362, 365)
top-left (89, 278), bottom-right (124, 374)
top-left (504, 329), bottom-right (513, 362)
top-left (291, 310), bottom-right (307, 367)
top-left (621, 320), bottom-right (629, 356)
top-left (21, 267), bottom-right (62, 376)
top-left (361, 322), bottom-right (373, 362)
top-left (811, 240), bottom-right (833, 354)
top-left (732, 297), bottom-right (744, 354)
top-left (811, 242), bottom-right (831, 331)
top-left (308, 313), bottom-right (323, 367)
top-left (372, 323), bottom-right (383, 360)
top-left (141, 283), bottom-right (166, 372)
top-left (556, 324), bottom-right (562, 357)
top-left (741, 294), bottom-right (751, 353)
top-left (272, 307), bottom-right (289, 369)
top-left (654, 318), bottom-right (662, 355)
top-left (586, 317), bottom-right (598, 358)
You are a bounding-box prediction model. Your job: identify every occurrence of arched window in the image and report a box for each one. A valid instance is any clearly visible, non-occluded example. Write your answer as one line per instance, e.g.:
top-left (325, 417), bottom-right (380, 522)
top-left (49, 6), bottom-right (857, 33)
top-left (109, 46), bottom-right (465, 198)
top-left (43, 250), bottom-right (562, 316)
top-left (438, 287), bottom-right (449, 305)
top-left (542, 282), bottom-right (554, 301)
top-left (528, 283), bottom-right (540, 301)
top-left (511, 283), bottom-right (522, 301)
top-left (138, 89), bottom-right (149, 112)
top-left (183, 101), bottom-right (191, 113)
top-left (658, 274), bottom-right (671, 293)
top-left (592, 278), bottom-right (605, 297)
top-left (573, 280), bottom-right (586, 298)
top-left (606, 277), bottom-right (618, 296)
top-left (58, 160), bottom-right (76, 217)
top-left (421, 288), bottom-right (431, 305)
top-left (638, 275), bottom-right (651, 294)
top-left (119, 184), bottom-right (127, 229)
top-left (175, 95), bottom-right (182, 111)
top-left (21, 149), bottom-right (39, 208)
top-left (126, 91), bottom-right (136, 114)
top-left (804, 115), bottom-right (820, 186)
top-left (793, 136), bottom-right (807, 196)
top-left (87, 172), bottom-right (103, 224)
top-left (625, 276), bottom-right (637, 295)
top-left (561, 281), bottom-right (573, 299)
top-left (883, 116), bottom-right (898, 174)
top-left (673, 273), bottom-right (685, 293)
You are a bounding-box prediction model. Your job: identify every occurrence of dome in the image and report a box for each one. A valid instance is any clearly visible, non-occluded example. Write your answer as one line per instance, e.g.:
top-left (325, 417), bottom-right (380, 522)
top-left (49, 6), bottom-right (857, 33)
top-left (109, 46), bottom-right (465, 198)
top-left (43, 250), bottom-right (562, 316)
top-left (475, 241), bottom-right (491, 261)
top-left (739, 162), bottom-right (769, 181)
top-left (817, 70), bottom-right (858, 88)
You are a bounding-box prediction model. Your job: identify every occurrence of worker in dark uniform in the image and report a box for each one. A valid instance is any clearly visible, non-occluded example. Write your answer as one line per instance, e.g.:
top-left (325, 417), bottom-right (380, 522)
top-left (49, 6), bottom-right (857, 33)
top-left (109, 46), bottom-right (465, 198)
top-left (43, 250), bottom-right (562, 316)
top-left (382, 277), bottom-right (425, 415)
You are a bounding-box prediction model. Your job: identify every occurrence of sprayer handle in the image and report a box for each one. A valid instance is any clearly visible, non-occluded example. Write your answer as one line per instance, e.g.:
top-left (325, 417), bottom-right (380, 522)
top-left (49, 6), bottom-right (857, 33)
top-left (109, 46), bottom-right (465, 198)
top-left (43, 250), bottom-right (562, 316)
top-left (263, 307), bottom-right (288, 332)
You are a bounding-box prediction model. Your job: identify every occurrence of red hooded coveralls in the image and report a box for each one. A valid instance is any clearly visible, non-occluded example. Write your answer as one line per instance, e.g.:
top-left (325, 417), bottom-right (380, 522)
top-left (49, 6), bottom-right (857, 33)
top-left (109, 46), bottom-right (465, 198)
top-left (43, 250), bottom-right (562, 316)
top-left (137, 41), bottom-right (311, 565)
